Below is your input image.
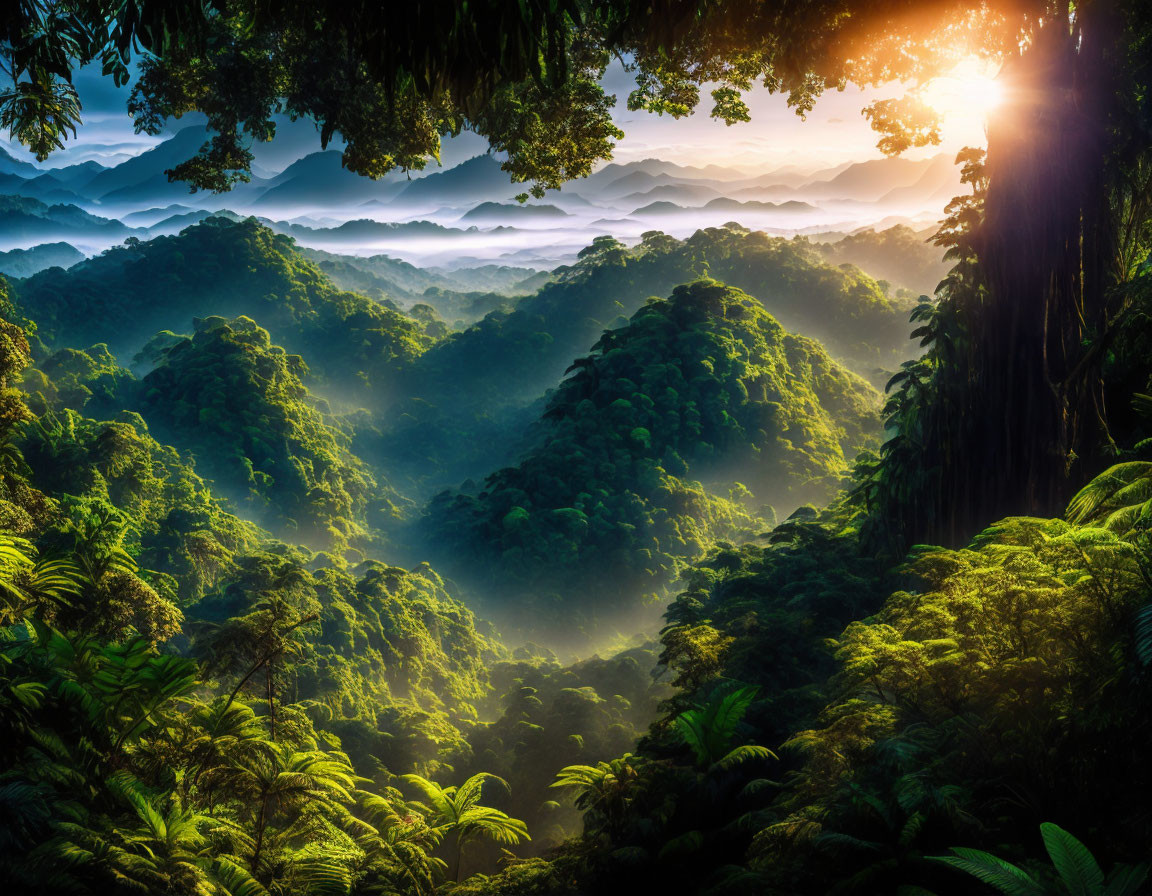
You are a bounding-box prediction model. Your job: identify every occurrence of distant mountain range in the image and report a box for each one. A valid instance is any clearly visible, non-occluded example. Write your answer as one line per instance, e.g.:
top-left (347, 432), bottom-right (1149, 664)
top-left (632, 197), bottom-right (819, 216)
top-left (0, 196), bottom-right (131, 243)
top-left (0, 197), bottom-right (524, 261)
top-left (460, 202), bottom-right (569, 223)
top-left (0, 147), bottom-right (42, 178)
top-left (252, 150), bottom-right (409, 210)
top-left (0, 124), bottom-right (960, 214)
top-left (394, 155), bottom-right (524, 206)
top-left (0, 124), bottom-right (963, 267)
top-left (80, 126), bottom-right (220, 206)
top-left (578, 158), bottom-right (748, 192)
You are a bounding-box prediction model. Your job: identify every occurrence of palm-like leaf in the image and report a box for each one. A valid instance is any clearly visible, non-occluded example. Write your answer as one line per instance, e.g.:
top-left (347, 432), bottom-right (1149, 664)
top-left (1042, 823), bottom-right (1104, 896)
top-left (0, 535), bottom-right (83, 623)
top-left (673, 683), bottom-right (772, 769)
top-left (551, 754), bottom-right (644, 812)
top-left (1067, 462), bottom-right (1152, 532)
top-left (935, 825), bottom-right (1150, 896)
top-left (931, 847), bottom-right (1047, 896)
top-left (712, 744), bottom-right (777, 771)
top-left (209, 856), bottom-right (270, 896)
top-left (400, 773), bottom-right (528, 880)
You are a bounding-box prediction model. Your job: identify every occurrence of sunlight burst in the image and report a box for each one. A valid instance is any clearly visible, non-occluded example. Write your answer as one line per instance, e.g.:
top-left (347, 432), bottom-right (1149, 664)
top-left (918, 59), bottom-right (1004, 121)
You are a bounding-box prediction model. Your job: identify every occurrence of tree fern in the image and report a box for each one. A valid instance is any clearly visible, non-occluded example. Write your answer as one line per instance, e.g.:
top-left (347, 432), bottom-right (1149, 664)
top-left (0, 535), bottom-right (82, 624)
top-left (400, 773), bottom-right (528, 881)
top-left (673, 683), bottom-right (775, 769)
top-left (1067, 462), bottom-right (1152, 533)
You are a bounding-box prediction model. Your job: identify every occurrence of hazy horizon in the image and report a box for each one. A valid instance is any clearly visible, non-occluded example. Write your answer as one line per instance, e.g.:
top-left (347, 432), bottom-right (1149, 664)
top-left (2, 58), bottom-right (987, 176)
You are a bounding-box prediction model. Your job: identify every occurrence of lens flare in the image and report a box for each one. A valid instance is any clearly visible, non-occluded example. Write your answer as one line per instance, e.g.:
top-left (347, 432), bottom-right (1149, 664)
top-left (918, 59), bottom-right (1004, 121)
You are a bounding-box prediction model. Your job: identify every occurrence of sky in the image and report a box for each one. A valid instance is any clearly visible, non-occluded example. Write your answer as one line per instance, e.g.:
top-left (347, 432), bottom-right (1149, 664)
top-left (1, 60), bottom-right (989, 175)
top-left (596, 62), bottom-right (987, 170)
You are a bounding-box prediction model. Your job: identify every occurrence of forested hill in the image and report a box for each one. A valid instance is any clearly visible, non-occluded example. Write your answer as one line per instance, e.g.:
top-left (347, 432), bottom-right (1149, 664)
top-left (423, 281), bottom-right (881, 636)
top-left (815, 224), bottom-right (949, 298)
top-left (9, 220), bottom-right (915, 426)
top-left (0, 267), bottom-right (678, 890)
top-left (10, 217), bottom-right (432, 400)
top-left (135, 316), bottom-right (397, 548)
top-left (5, 219), bottom-right (908, 542)
top-left (377, 226), bottom-right (913, 494)
top-left (405, 227), bottom-right (915, 413)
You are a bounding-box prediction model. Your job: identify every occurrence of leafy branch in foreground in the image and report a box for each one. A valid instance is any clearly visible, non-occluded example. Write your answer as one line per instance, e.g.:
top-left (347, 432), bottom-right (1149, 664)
top-left (0, 533), bottom-right (82, 624)
top-left (932, 822), bottom-right (1149, 896)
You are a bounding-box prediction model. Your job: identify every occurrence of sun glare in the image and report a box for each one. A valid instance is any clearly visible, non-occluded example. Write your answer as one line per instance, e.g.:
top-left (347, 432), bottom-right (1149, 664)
top-left (917, 59), bottom-right (1004, 121)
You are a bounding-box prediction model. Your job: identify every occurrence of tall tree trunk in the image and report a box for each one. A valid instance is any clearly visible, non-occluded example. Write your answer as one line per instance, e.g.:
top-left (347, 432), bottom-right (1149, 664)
top-left (454, 831), bottom-right (466, 881)
top-left (266, 660), bottom-right (277, 741)
top-left (932, 8), bottom-right (1121, 544)
top-left (251, 792), bottom-right (269, 874)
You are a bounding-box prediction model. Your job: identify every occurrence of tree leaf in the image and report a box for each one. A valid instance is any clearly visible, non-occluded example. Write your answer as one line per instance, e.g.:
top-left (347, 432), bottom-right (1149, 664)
top-left (1040, 822), bottom-right (1105, 896)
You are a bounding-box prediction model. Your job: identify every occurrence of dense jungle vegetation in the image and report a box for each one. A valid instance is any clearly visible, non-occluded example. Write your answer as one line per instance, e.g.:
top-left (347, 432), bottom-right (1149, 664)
top-left (4, 1), bottom-right (1152, 894)
top-left (423, 280), bottom-right (880, 634)
top-left (4, 201), bottom-right (1151, 894)
top-left (0, 215), bottom-right (922, 893)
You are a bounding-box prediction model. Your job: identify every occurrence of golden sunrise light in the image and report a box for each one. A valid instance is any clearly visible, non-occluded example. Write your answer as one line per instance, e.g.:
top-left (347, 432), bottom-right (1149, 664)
top-left (917, 58), bottom-right (1004, 123)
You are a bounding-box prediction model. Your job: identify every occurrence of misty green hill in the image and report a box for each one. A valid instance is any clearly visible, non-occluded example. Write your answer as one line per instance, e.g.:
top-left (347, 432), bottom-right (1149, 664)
top-left (0, 241), bottom-right (84, 277)
top-left (423, 280), bottom-right (881, 634)
top-left (379, 227), bottom-right (909, 493)
top-left (11, 217), bottom-right (431, 397)
top-left (136, 316), bottom-right (397, 548)
top-left (816, 224), bottom-right (949, 297)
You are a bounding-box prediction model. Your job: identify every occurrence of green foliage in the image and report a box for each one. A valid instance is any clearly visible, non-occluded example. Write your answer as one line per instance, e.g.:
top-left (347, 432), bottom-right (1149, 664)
top-left (454, 642), bottom-right (667, 852)
top-left (0, 591), bottom-right (494, 895)
top-left (138, 315), bottom-right (394, 547)
top-left (0, 285), bottom-right (528, 894)
top-left (816, 225), bottom-right (949, 299)
top-left (401, 773), bottom-right (529, 880)
top-left (552, 754), bottom-right (645, 816)
top-left (17, 408), bottom-right (264, 606)
top-left (299, 246), bottom-right (538, 310)
top-left (190, 553), bottom-right (499, 776)
top-left (933, 823), bottom-right (1150, 896)
top-left (425, 280), bottom-right (880, 630)
top-left (410, 225), bottom-right (911, 412)
top-left (2, 2), bottom-right (631, 195)
top-left (9, 501), bottom-right (185, 643)
top-left (23, 343), bottom-right (135, 418)
top-left (527, 680), bottom-right (780, 894)
top-left (492, 500), bottom-right (1152, 895)
top-left (673, 683), bottom-right (776, 770)
top-left (13, 217), bottom-right (431, 398)
top-left (736, 510), bottom-right (1152, 892)
top-left (1067, 461), bottom-right (1152, 536)
top-left (0, 532), bottom-right (81, 625)
top-left (373, 226), bottom-right (909, 494)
